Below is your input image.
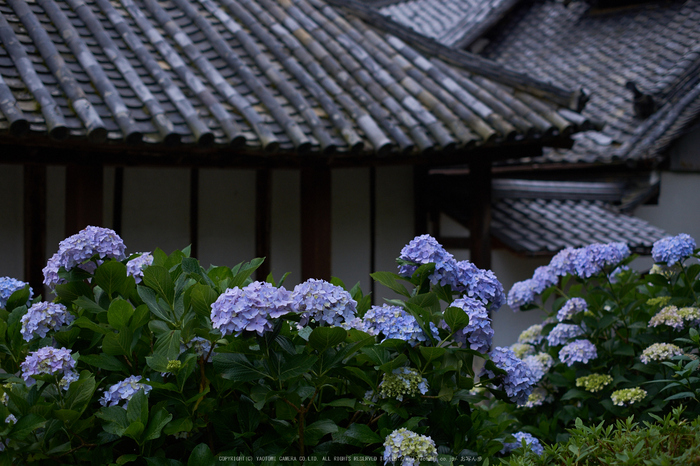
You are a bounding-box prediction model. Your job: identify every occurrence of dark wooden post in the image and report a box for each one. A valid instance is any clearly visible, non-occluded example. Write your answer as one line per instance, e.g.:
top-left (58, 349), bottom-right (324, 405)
top-left (189, 168), bottom-right (199, 258)
top-left (255, 169), bottom-right (272, 281)
top-left (112, 167), bottom-right (124, 236)
top-left (65, 164), bottom-right (103, 237)
top-left (300, 165), bottom-right (331, 281)
top-left (23, 164), bottom-right (47, 297)
top-left (469, 157), bottom-right (492, 270)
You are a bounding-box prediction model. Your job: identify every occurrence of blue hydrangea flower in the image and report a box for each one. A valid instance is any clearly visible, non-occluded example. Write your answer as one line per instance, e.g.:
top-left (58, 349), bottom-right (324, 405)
top-left (501, 432), bottom-right (544, 456)
top-left (484, 347), bottom-right (536, 404)
top-left (340, 317), bottom-right (378, 336)
top-left (652, 233), bottom-right (696, 266)
top-left (522, 353), bottom-right (554, 382)
top-left (571, 242), bottom-right (630, 279)
top-left (398, 234), bottom-right (457, 286)
top-left (609, 265), bottom-right (630, 284)
top-left (557, 298), bottom-right (588, 322)
top-left (443, 297), bottom-right (493, 353)
top-left (507, 279), bottom-right (538, 312)
top-left (210, 281), bottom-right (293, 337)
top-left (383, 428), bottom-right (438, 465)
top-left (181, 337), bottom-right (215, 362)
top-left (20, 346), bottom-right (78, 390)
top-left (43, 226), bottom-right (127, 289)
top-left (549, 247), bottom-right (577, 276)
top-left (126, 252), bottom-right (153, 284)
top-left (0, 277), bottom-right (32, 309)
top-left (559, 339), bottom-right (597, 366)
top-left (100, 375), bottom-right (152, 408)
top-left (362, 304), bottom-right (438, 344)
top-left (20, 302), bottom-right (74, 341)
top-left (532, 266), bottom-right (558, 293)
top-left (447, 260), bottom-right (478, 291)
top-left (547, 323), bottom-right (585, 347)
top-left (291, 279), bottom-right (357, 326)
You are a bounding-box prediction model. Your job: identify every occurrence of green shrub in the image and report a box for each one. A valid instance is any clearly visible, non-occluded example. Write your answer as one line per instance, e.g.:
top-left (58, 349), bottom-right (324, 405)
top-left (504, 406), bottom-right (700, 466)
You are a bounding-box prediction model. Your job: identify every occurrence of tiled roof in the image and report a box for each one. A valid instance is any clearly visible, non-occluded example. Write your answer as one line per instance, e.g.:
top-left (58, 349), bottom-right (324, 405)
top-left (480, 0), bottom-right (700, 166)
top-left (0, 0), bottom-right (590, 160)
top-left (491, 198), bottom-right (667, 255)
top-left (373, 0), bottom-right (519, 49)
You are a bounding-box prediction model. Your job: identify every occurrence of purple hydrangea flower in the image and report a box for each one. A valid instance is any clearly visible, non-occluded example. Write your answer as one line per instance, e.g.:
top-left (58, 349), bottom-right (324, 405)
top-left (20, 346), bottom-right (78, 390)
top-left (652, 233), bottom-right (696, 266)
top-left (532, 266), bottom-right (558, 293)
top-left (43, 226), bottom-right (127, 289)
top-left (571, 242), bottom-right (630, 279)
top-left (126, 252), bottom-right (154, 284)
top-left (549, 247), bottom-right (578, 276)
top-left (181, 337), bottom-right (215, 362)
top-left (363, 304), bottom-right (438, 344)
top-left (559, 339), bottom-right (597, 366)
top-left (507, 279), bottom-right (538, 312)
top-left (447, 261), bottom-right (505, 310)
top-left (501, 432), bottom-right (544, 456)
top-left (484, 347), bottom-right (537, 404)
top-left (0, 277), bottom-right (33, 309)
top-left (398, 234), bottom-right (457, 286)
top-left (547, 323), bottom-right (585, 346)
top-left (20, 302), bottom-right (74, 341)
top-left (291, 279), bottom-right (357, 326)
top-left (557, 298), bottom-right (588, 322)
top-left (522, 353), bottom-right (554, 382)
top-left (443, 297), bottom-right (493, 353)
top-left (100, 375), bottom-right (152, 408)
top-left (210, 281), bottom-right (293, 337)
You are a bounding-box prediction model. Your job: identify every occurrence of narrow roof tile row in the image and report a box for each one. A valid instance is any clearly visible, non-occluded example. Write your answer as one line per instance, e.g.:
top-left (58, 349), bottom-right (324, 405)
top-left (0, 0), bottom-right (590, 160)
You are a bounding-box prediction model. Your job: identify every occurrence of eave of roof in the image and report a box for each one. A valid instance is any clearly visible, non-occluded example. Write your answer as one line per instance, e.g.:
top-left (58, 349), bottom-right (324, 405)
top-left (0, 0), bottom-right (591, 164)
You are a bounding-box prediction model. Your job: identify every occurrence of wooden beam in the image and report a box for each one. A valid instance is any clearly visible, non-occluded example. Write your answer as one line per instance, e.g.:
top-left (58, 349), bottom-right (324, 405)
top-left (255, 169), bottom-right (272, 281)
top-left (189, 168), bottom-right (199, 258)
top-left (65, 164), bottom-right (103, 237)
top-left (469, 158), bottom-right (492, 270)
top-left (300, 166), bottom-right (331, 281)
top-left (23, 164), bottom-right (46, 297)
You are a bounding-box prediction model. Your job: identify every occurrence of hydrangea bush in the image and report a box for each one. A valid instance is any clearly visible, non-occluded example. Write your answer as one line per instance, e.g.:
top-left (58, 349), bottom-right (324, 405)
top-left (504, 233), bottom-right (700, 443)
top-left (0, 229), bottom-right (532, 465)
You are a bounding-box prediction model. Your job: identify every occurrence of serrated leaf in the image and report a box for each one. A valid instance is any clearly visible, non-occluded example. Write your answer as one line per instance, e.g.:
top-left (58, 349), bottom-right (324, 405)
top-left (9, 413), bottom-right (46, 440)
top-left (214, 353), bottom-right (271, 382)
top-left (279, 354), bottom-right (318, 381)
top-left (379, 354), bottom-right (408, 373)
top-left (123, 421), bottom-right (144, 441)
top-left (108, 299), bottom-right (134, 329)
top-left (126, 389), bottom-right (149, 426)
top-left (370, 271), bottom-right (411, 297)
top-left (309, 327), bottom-right (347, 352)
top-left (144, 406), bottom-right (173, 442)
top-left (189, 284), bottom-right (219, 318)
top-left (304, 419), bottom-right (338, 446)
top-left (187, 443), bottom-right (215, 466)
top-left (444, 306), bottom-right (470, 333)
top-left (102, 328), bottom-right (134, 357)
top-left (55, 281), bottom-right (93, 303)
top-left (73, 316), bottom-right (110, 335)
top-left (143, 266), bottom-right (175, 307)
top-left (138, 286), bottom-right (174, 324)
top-left (5, 286), bottom-right (30, 312)
top-left (229, 258), bottom-right (265, 288)
top-left (80, 353), bottom-right (128, 372)
top-left (94, 261), bottom-right (128, 297)
top-left (344, 423), bottom-right (381, 444)
top-left (154, 330), bottom-right (182, 361)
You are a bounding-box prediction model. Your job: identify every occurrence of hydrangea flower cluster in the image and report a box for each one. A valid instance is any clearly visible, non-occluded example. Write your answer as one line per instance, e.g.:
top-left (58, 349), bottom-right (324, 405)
top-left (4, 414), bottom-right (16, 425)
top-left (20, 302), bottom-right (74, 341)
top-left (508, 242), bottom-right (630, 310)
top-left (576, 374), bottom-right (613, 392)
top-left (210, 281), bottom-right (293, 337)
top-left (522, 353), bottom-right (554, 382)
top-left (383, 428), bottom-right (438, 466)
top-left (397, 234), bottom-right (456, 286)
top-left (510, 343), bottom-right (535, 359)
top-left (484, 347), bottom-right (536, 404)
top-left (501, 432), bottom-right (544, 456)
top-left (291, 279), bottom-right (357, 326)
top-left (379, 367), bottom-right (428, 401)
top-left (649, 305), bottom-right (700, 330)
top-left (652, 233), bottom-right (696, 266)
top-left (640, 343), bottom-right (683, 364)
top-left (558, 339), bottom-right (597, 366)
top-left (0, 277), bottom-right (32, 309)
top-left (20, 346), bottom-right (78, 390)
top-left (126, 252), bottom-right (154, 284)
top-left (557, 297), bottom-right (587, 322)
top-left (611, 387), bottom-right (646, 407)
top-left (43, 226), bottom-right (127, 289)
top-left (361, 305), bottom-right (437, 344)
top-left (546, 323), bottom-right (585, 346)
top-left (397, 235), bottom-right (505, 310)
top-left (100, 375), bottom-right (152, 408)
top-left (518, 324), bottom-right (544, 345)
top-left (181, 337), bottom-right (214, 362)
top-left (521, 386), bottom-right (548, 408)
top-left (609, 265), bottom-right (630, 284)
top-left (444, 297), bottom-right (493, 353)
top-left (340, 317), bottom-right (378, 336)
